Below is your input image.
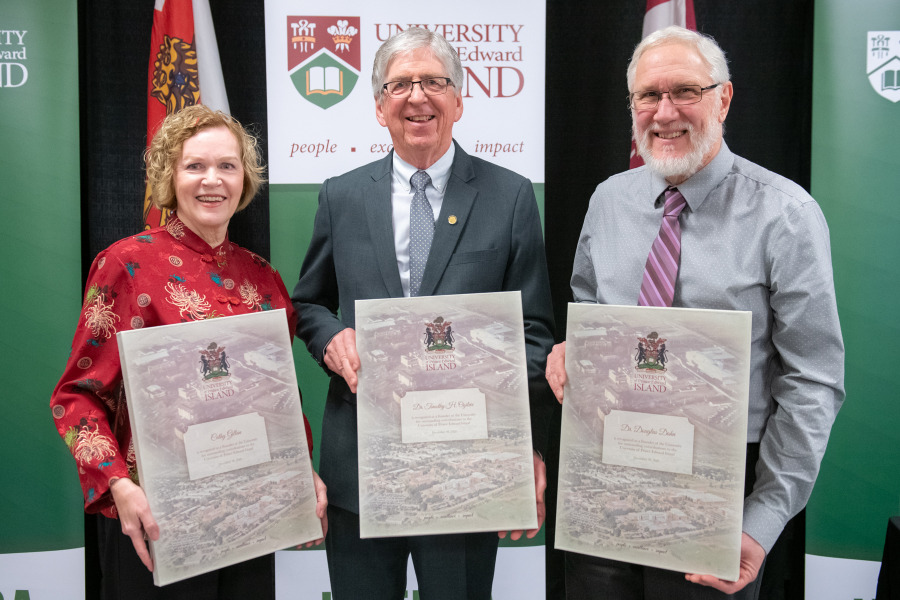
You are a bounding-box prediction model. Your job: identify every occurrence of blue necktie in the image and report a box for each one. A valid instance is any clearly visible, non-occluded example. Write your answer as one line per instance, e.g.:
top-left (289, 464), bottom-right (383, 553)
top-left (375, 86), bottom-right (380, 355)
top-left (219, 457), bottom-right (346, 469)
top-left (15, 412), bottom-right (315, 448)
top-left (409, 170), bottom-right (434, 297)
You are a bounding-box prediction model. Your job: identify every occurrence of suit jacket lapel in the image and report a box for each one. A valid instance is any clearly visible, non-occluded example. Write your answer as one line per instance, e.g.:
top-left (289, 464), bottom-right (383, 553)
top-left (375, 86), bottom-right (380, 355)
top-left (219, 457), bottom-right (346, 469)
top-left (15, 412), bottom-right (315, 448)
top-left (418, 142), bottom-right (477, 297)
top-left (364, 152), bottom-right (404, 298)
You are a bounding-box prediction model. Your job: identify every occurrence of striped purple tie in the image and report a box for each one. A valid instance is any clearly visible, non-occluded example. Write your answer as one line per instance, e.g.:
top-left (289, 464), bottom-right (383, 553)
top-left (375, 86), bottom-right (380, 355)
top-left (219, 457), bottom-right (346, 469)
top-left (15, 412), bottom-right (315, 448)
top-left (638, 188), bottom-right (687, 307)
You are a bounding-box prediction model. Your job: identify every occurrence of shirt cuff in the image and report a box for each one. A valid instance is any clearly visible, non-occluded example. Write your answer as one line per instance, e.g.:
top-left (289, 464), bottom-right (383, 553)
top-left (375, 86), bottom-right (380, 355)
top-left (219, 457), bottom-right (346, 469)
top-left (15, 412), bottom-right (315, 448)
top-left (743, 498), bottom-right (786, 554)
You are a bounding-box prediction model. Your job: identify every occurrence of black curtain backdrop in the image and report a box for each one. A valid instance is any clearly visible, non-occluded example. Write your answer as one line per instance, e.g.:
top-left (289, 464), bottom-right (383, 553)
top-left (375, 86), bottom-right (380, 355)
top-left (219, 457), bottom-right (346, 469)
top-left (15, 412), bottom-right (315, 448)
top-left (79, 2), bottom-right (812, 598)
top-left (79, 0), bottom-right (814, 311)
top-left (544, 0), bottom-right (814, 328)
top-left (543, 2), bottom-right (812, 599)
top-left (80, 0), bottom-right (270, 269)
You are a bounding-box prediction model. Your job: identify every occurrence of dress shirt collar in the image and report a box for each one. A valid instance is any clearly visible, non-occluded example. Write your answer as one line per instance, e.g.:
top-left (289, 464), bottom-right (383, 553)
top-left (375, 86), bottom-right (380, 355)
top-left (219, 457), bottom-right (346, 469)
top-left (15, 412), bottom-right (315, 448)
top-left (391, 143), bottom-right (455, 194)
top-left (647, 141), bottom-right (736, 211)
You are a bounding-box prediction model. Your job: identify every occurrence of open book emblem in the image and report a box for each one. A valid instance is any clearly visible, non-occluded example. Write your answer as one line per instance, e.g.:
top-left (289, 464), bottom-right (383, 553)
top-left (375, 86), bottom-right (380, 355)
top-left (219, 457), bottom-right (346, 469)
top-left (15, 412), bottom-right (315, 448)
top-left (867, 32), bottom-right (900, 103)
top-left (287, 17), bottom-right (361, 109)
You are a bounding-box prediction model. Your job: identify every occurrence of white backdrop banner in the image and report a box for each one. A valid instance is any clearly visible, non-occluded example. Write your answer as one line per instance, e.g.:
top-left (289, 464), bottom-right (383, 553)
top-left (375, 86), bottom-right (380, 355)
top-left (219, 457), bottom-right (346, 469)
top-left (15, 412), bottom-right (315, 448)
top-left (264, 0), bottom-right (546, 183)
top-left (0, 550), bottom-right (84, 600)
top-left (276, 546), bottom-right (545, 599)
top-left (804, 554), bottom-right (880, 600)
top-left (264, 2), bottom-right (547, 598)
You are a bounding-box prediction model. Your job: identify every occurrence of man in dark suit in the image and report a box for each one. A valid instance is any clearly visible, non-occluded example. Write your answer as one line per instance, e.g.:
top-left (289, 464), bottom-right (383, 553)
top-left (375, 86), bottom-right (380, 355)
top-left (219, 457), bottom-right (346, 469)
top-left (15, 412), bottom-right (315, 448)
top-left (291, 27), bottom-right (555, 600)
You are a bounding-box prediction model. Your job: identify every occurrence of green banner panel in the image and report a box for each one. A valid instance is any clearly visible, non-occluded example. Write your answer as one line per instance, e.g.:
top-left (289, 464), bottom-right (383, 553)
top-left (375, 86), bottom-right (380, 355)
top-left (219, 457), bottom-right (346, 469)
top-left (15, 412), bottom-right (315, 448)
top-left (0, 1), bottom-right (84, 551)
top-left (808, 0), bottom-right (900, 561)
top-left (269, 184), bottom-right (328, 469)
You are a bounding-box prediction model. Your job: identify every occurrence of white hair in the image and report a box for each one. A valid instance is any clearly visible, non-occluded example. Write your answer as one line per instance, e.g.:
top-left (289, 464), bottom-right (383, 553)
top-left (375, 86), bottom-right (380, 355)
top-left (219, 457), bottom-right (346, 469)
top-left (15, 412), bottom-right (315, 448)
top-left (371, 27), bottom-right (463, 102)
top-left (626, 26), bottom-right (730, 92)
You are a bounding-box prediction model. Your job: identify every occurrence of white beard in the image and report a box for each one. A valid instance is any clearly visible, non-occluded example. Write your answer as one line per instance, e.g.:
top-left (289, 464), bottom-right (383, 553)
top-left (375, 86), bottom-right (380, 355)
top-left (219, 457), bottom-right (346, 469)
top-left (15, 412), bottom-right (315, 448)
top-left (635, 114), bottom-right (720, 181)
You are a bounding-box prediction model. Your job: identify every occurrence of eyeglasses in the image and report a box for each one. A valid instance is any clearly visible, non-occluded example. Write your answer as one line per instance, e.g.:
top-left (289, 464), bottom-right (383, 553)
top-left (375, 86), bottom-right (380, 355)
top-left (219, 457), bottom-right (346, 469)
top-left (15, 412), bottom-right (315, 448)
top-left (382, 77), bottom-right (454, 98)
top-left (629, 83), bottom-right (722, 110)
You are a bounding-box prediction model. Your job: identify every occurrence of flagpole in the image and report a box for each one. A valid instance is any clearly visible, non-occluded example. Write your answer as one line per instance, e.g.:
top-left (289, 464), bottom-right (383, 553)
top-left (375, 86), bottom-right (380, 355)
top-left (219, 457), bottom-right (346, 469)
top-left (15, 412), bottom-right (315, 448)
top-left (629, 0), bottom-right (697, 170)
top-left (143, 0), bottom-right (231, 229)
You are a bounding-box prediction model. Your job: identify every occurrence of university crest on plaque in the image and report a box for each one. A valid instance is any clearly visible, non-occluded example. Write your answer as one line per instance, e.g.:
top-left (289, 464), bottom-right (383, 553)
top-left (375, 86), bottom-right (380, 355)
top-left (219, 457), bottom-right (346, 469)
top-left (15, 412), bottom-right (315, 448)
top-left (424, 316), bottom-right (455, 351)
top-left (199, 342), bottom-right (230, 380)
top-left (287, 16), bottom-right (361, 109)
top-left (635, 331), bottom-right (668, 371)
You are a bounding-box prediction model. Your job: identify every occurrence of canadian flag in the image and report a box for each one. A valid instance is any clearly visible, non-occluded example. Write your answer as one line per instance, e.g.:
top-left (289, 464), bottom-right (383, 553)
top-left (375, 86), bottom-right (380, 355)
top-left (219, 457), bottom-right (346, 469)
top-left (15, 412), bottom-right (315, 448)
top-left (629, 0), bottom-right (697, 169)
top-left (143, 0), bottom-right (230, 229)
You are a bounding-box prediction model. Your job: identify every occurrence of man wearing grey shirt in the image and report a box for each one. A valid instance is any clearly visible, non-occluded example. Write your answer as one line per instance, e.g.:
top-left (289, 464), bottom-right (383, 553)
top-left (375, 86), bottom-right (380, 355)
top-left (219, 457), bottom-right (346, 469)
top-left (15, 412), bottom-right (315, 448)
top-left (545, 26), bottom-right (844, 599)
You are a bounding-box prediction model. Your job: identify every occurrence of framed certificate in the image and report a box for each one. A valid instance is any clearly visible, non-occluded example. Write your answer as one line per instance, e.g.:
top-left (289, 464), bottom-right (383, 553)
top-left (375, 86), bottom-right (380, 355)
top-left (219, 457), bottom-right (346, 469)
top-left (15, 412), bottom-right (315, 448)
top-left (355, 291), bottom-right (537, 538)
top-left (556, 304), bottom-right (751, 580)
top-left (116, 309), bottom-right (322, 586)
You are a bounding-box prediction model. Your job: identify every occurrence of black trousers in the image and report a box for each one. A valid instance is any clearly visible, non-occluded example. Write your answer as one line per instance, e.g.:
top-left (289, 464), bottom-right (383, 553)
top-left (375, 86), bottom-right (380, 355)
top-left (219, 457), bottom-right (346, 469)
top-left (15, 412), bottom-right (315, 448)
top-left (563, 444), bottom-right (765, 600)
top-left (325, 504), bottom-right (499, 600)
top-left (564, 552), bottom-right (765, 600)
top-left (96, 515), bottom-right (275, 600)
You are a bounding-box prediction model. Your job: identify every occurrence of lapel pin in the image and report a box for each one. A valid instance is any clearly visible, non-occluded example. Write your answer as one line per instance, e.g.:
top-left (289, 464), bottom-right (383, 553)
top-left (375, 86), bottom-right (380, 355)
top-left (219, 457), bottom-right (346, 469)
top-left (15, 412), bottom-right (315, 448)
top-left (448, 215), bottom-right (458, 225)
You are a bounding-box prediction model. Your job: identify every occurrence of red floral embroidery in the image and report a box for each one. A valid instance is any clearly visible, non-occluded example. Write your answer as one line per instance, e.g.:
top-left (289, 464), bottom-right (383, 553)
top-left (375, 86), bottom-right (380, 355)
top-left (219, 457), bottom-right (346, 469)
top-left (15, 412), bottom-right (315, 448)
top-left (50, 215), bottom-right (302, 518)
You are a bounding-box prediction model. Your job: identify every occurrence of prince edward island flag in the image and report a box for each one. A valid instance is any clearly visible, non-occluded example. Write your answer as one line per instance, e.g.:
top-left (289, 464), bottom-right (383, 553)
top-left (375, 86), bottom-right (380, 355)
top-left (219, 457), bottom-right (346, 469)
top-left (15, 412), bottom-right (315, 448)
top-left (288, 16), bottom-right (360, 109)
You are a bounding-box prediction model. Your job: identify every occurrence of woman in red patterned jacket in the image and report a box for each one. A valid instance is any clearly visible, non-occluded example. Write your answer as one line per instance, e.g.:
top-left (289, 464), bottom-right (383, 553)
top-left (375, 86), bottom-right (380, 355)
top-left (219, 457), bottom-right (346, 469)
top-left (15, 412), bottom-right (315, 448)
top-left (51, 105), bottom-right (327, 598)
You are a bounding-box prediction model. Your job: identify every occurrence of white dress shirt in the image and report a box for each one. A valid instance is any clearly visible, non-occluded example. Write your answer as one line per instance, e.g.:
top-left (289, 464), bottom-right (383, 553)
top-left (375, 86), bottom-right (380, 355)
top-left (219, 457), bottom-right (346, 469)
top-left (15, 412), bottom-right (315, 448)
top-left (390, 145), bottom-right (455, 297)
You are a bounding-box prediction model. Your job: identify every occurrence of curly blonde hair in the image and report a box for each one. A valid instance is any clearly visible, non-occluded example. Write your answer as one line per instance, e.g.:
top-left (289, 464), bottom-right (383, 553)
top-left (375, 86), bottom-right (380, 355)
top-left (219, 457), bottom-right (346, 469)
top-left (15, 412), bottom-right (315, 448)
top-left (145, 104), bottom-right (266, 212)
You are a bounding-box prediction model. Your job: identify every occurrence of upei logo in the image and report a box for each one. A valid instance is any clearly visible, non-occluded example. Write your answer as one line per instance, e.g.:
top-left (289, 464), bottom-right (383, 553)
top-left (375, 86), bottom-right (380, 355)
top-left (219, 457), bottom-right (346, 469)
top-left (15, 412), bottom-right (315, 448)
top-left (635, 332), bottom-right (668, 371)
top-left (868, 31), bottom-right (900, 103)
top-left (288, 17), bottom-right (361, 109)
